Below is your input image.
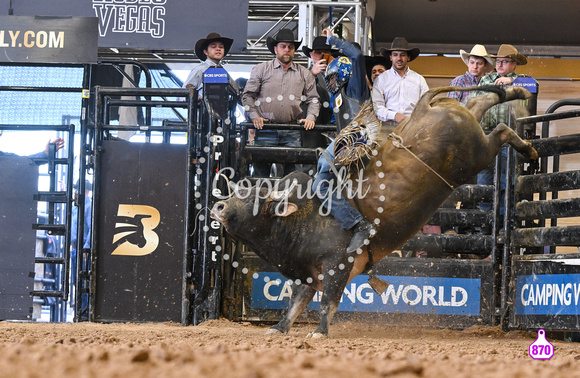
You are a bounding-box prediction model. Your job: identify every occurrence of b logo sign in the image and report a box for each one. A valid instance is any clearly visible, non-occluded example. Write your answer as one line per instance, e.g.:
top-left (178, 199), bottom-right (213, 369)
top-left (111, 204), bottom-right (160, 256)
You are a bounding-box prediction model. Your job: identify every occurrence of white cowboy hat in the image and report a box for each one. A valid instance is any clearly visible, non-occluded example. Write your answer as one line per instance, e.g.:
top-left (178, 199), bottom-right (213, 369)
top-left (460, 44), bottom-right (494, 67)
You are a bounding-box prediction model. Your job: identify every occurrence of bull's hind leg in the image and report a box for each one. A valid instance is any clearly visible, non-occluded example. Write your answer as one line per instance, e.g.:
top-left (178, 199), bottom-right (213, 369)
top-left (466, 87), bottom-right (531, 122)
top-left (486, 123), bottom-right (538, 161)
top-left (309, 266), bottom-right (351, 338)
top-left (266, 283), bottom-right (316, 335)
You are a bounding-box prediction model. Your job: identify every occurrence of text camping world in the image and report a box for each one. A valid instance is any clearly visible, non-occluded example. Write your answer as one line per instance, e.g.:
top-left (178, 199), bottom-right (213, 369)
top-left (251, 273), bottom-right (481, 315)
top-left (211, 167), bottom-right (370, 216)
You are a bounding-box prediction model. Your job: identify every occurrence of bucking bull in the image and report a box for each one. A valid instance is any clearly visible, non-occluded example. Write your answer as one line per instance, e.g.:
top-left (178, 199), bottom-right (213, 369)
top-left (210, 86), bottom-right (538, 337)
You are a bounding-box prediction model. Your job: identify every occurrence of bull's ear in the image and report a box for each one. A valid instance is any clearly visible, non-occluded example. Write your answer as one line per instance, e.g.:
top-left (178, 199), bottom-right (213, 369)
top-left (273, 202), bottom-right (299, 217)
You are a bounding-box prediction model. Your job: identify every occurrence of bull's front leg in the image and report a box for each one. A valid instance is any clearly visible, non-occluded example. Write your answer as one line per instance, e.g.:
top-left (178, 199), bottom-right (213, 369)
top-left (266, 283), bottom-right (316, 335)
top-left (309, 265), bottom-right (351, 338)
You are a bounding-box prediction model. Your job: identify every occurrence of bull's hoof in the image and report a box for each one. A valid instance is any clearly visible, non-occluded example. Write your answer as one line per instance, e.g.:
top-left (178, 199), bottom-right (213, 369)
top-left (306, 331), bottom-right (328, 339)
top-left (526, 142), bottom-right (539, 160)
top-left (265, 328), bottom-right (284, 336)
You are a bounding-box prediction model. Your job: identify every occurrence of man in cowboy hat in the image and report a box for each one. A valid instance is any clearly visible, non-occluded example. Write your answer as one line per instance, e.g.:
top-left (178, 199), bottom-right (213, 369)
top-left (447, 44), bottom-right (494, 104)
top-left (182, 32), bottom-right (235, 91)
top-left (301, 35), bottom-right (339, 144)
top-left (364, 55), bottom-right (390, 88)
top-left (371, 37), bottom-right (429, 125)
top-left (473, 44), bottom-right (529, 217)
top-left (241, 28), bottom-right (320, 177)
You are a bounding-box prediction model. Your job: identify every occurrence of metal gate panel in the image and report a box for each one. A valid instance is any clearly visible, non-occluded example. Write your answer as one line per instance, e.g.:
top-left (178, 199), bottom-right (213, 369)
top-left (93, 141), bottom-right (187, 323)
top-left (0, 156), bottom-right (38, 320)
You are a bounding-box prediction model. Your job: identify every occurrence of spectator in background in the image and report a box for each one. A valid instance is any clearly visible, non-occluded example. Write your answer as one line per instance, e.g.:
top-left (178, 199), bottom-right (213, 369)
top-left (0, 134), bottom-right (64, 163)
top-left (241, 28), bottom-right (320, 177)
top-left (447, 44), bottom-right (494, 105)
top-left (473, 44), bottom-right (528, 217)
top-left (182, 32), bottom-right (237, 94)
top-left (70, 179), bottom-right (92, 308)
top-left (372, 37), bottom-right (429, 128)
top-left (365, 55), bottom-right (390, 89)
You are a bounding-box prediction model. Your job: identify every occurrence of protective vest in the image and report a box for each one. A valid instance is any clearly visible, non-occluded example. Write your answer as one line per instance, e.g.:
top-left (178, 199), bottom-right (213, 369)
top-left (334, 87), bottom-right (363, 132)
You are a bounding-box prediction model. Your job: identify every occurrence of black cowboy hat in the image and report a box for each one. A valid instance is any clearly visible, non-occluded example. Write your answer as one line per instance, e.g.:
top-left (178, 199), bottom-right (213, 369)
top-left (379, 37), bottom-right (421, 62)
top-left (266, 28), bottom-right (302, 54)
top-left (364, 55), bottom-right (391, 82)
top-left (195, 32), bottom-right (234, 61)
top-left (302, 36), bottom-right (339, 57)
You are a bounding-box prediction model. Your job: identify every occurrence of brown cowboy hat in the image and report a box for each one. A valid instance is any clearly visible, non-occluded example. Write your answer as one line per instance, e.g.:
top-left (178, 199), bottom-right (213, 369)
top-left (460, 44), bottom-right (494, 67)
top-left (302, 36), bottom-right (339, 57)
top-left (491, 44), bottom-right (527, 65)
top-left (266, 28), bottom-right (302, 54)
top-left (364, 55), bottom-right (391, 82)
top-left (195, 32), bottom-right (234, 61)
top-left (379, 37), bottom-right (421, 61)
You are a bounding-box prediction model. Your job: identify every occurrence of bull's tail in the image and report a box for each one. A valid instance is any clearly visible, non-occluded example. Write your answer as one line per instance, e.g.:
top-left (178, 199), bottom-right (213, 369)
top-left (419, 86), bottom-right (506, 108)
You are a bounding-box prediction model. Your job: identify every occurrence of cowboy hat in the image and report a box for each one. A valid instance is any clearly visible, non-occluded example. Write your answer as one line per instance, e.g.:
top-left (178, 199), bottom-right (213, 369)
top-left (460, 44), bottom-right (494, 67)
top-left (491, 44), bottom-right (527, 65)
top-left (302, 36), bottom-right (339, 57)
top-left (379, 37), bottom-right (420, 61)
top-left (364, 55), bottom-right (391, 82)
top-left (266, 28), bottom-right (302, 54)
top-left (195, 32), bottom-right (234, 61)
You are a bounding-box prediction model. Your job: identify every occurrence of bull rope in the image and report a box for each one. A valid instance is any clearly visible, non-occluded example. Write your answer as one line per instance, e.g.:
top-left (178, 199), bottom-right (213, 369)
top-left (388, 133), bottom-right (456, 190)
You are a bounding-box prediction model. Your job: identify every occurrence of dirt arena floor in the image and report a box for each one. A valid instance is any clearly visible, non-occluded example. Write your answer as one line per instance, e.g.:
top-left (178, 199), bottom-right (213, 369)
top-left (0, 319), bottom-right (578, 378)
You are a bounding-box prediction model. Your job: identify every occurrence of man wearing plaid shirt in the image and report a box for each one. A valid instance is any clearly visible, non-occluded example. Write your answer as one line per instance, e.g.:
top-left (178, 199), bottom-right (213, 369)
top-left (473, 44), bottom-right (528, 216)
top-left (447, 44), bottom-right (493, 105)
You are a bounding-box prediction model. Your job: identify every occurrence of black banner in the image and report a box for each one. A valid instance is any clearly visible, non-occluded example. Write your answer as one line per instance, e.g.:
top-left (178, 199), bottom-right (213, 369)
top-left (94, 141), bottom-right (187, 323)
top-left (0, 156), bottom-right (38, 320)
top-left (2, 0), bottom-right (249, 52)
top-left (0, 15), bottom-right (98, 63)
